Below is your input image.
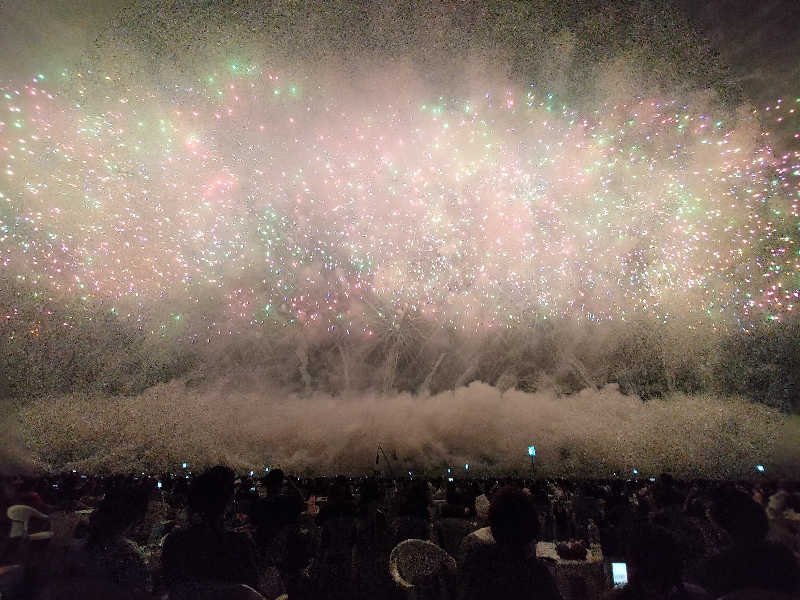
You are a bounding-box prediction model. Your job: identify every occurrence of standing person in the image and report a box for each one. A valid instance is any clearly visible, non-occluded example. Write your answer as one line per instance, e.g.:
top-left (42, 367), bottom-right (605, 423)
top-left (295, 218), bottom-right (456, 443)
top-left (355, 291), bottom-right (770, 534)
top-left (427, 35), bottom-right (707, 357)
top-left (161, 466), bottom-right (263, 599)
top-left (312, 477), bottom-right (358, 600)
top-left (249, 469), bottom-right (305, 597)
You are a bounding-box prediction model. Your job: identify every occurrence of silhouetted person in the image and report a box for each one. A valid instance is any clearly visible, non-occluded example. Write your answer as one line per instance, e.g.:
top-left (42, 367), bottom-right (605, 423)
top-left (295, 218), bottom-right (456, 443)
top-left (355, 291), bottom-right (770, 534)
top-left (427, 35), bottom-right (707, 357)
top-left (251, 469), bottom-right (303, 553)
top-left (440, 482), bottom-right (469, 518)
top-left (697, 489), bottom-right (799, 597)
top-left (601, 524), bottom-right (711, 600)
top-left (435, 482), bottom-right (476, 558)
top-left (766, 487), bottom-right (800, 561)
top-left (312, 476), bottom-right (358, 600)
top-left (459, 486), bottom-right (561, 600)
top-left (391, 479), bottom-right (431, 545)
top-left (36, 479), bottom-right (152, 600)
top-left (161, 466), bottom-right (261, 598)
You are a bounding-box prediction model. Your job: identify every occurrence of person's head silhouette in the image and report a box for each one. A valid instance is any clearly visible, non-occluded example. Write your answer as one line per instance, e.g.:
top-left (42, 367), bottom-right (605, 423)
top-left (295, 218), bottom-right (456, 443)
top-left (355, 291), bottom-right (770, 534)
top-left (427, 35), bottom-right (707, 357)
top-left (89, 479), bottom-right (150, 543)
top-left (189, 466), bottom-right (236, 523)
top-left (489, 486), bottom-right (539, 549)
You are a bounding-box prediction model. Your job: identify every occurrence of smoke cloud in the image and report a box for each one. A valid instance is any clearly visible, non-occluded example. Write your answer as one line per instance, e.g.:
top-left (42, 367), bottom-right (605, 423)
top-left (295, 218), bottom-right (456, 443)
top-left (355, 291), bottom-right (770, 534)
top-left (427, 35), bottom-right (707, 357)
top-left (17, 380), bottom-right (798, 478)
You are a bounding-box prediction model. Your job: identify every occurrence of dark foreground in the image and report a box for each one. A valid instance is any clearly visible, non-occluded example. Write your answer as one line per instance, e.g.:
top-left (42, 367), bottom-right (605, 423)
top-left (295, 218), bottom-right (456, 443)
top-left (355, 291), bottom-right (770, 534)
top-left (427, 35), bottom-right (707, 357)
top-left (2, 470), bottom-right (799, 599)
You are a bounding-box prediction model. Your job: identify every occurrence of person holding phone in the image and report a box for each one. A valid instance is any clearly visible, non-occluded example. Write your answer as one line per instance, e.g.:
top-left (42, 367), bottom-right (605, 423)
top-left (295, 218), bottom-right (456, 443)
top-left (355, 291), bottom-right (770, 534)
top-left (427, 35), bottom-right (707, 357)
top-left (601, 525), bottom-right (711, 600)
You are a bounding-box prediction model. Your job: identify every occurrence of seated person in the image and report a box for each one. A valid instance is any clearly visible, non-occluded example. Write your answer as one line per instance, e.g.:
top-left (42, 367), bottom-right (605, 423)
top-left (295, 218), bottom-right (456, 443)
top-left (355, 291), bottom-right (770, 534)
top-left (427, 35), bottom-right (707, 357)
top-left (390, 479), bottom-right (431, 545)
top-left (459, 486), bottom-right (561, 600)
top-left (250, 469), bottom-right (304, 557)
top-left (37, 480), bottom-right (152, 600)
top-left (601, 524), bottom-right (711, 600)
top-left (441, 482), bottom-right (470, 518)
top-left (766, 489), bottom-right (800, 561)
top-left (697, 489), bottom-right (799, 597)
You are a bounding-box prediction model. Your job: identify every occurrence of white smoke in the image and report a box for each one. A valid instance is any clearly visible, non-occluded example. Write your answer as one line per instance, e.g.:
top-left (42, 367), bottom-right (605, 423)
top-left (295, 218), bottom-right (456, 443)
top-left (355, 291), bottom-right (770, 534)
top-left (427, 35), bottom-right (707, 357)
top-left (17, 380), bottom-right (798, 478)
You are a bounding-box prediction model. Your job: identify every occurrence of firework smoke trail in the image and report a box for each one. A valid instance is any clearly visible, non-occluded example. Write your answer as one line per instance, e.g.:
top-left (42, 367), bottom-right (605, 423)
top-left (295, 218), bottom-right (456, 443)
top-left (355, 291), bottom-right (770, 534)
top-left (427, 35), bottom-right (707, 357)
top-left (2, 64), bottom-right (798, 342)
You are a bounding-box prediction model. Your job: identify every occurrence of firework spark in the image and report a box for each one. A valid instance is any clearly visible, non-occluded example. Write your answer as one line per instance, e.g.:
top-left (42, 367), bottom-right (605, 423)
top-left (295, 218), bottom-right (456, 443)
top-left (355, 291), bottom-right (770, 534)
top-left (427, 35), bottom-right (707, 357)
top-left (2, 67), bottom-right (799, 339)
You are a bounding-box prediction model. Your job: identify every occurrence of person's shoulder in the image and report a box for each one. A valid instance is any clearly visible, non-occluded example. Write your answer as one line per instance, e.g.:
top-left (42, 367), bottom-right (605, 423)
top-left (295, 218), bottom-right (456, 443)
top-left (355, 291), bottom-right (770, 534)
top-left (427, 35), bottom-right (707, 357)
top-left (759, 540), bottom-right (800, 588)
top-left (600, 585), bottom-right (636, 600)
top-left (162, 525), bottom-right (198, 551)
top-left (672, 582), bottom-right (713, 600)
top-left (164, 523), bottom-right (192, 537)
top-left (223, 528), bottom-right (257, 551)
top-left (529, 557), bottom-right (562, 597)
top-left (262, 494), bottom-right (282, 506)
top-left (329, 501), bottom-right (357, 518)
top-left (755, 539), bottom-right (799, 569)
top-left (760, 539), bottom-right (796, 559)
top-left (465, 526), bottom-right (493, 541)
top-left (459, 527), bottom-right (494, 553)
top-left (113, 537), bottom-right (146, 559)
top-left (531, 557), bottom-right (556, 574)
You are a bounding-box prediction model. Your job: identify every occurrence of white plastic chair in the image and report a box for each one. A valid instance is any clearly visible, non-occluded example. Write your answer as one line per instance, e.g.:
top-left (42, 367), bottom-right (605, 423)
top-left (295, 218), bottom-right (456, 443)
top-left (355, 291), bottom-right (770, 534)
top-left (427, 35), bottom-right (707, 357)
top-left (389, 539), bottom-right (457, 600)
top-left (6, 504), bottom-right (53, 541)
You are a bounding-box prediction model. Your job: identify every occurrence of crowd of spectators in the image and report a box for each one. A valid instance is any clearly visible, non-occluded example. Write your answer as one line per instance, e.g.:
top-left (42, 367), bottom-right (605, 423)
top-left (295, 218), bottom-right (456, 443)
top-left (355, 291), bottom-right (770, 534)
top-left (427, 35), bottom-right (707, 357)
top-left (1, 467), bottom-right (798, 599)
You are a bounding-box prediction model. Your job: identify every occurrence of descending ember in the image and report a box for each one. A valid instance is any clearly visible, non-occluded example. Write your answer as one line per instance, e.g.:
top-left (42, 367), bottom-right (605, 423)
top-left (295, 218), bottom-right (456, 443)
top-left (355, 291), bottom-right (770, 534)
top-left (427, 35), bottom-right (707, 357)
top-left (2, 68), bottom-right (799, 339)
